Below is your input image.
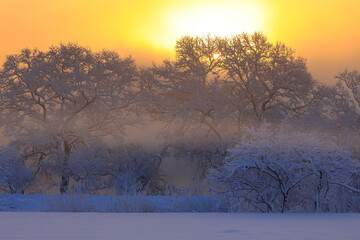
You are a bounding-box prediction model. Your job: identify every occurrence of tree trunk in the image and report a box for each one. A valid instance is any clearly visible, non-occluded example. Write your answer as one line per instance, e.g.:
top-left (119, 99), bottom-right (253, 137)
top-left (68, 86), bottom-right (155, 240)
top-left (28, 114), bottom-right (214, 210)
top-left (59, 140), bottom-right (71, 194)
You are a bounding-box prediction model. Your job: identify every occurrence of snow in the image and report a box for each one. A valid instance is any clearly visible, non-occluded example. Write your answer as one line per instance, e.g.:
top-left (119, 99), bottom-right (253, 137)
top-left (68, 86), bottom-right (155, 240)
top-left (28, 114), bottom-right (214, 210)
top-left (0, 212), bottom-right (359, 240)
top-left (0, 194), bottom-right (218, 212)
top-left (1, 194), bottom-right (360, 239)
top-left (0, 194), bottom-right (45, 212)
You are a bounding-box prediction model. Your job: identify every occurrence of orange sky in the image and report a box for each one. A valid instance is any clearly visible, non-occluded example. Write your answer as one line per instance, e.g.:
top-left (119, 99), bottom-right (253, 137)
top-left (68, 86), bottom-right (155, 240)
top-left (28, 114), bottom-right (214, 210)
top-left (0, 0), bottom-right (359, 83)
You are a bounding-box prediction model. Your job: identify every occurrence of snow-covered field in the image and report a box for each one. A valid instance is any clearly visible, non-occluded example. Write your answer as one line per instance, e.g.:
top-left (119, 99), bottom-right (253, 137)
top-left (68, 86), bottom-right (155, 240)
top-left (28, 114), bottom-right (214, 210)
top-left (0, 212), bottom-right (359, 240)
top-left (0, 194), bottom-right (217, 212)
top-left (1, 194), bottom-right (359, 239)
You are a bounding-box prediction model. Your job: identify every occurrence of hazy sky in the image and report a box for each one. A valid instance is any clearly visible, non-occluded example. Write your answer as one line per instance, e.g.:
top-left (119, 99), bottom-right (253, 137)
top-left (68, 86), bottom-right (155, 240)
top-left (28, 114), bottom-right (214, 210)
top-left (0, 0), bottom-right (359, 83)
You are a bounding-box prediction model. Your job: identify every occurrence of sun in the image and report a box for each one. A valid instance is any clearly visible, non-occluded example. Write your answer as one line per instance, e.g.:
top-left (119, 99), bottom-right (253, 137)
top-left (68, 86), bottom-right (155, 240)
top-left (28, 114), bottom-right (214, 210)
top-left (127, 1), bottom-right (269, 57)
top-left (168, 2), bottom-right (267, 38)
top-left (213, 53), bottom-right (221, 59)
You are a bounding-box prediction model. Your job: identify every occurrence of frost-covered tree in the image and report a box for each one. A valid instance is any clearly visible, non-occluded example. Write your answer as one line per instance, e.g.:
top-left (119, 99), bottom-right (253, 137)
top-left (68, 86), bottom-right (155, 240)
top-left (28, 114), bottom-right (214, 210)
top-left (218, 33), bottom-right (317, 123)
top-left (140, 33), bottom-right (319, 180)
top-left (296, 71), bottom-right (360, 153)
top-left (141, 62), bottom-right (231, 141)
top-left (206, 124), bottom-right (360, 212)
top-left (0, 146), bottom-right (33, 194)
top-left (334, 70), bottom-right (360, 128)
top-left (336, 70), bottom-right (360, 110)
top-left (0, 43), bottom-right (139, 193)
top-left (175, 35), bottom-right (222, 84)
top-left (143, 33), bottom-right (317, 142)
top-left (68, 143), bottom-right (163, 195)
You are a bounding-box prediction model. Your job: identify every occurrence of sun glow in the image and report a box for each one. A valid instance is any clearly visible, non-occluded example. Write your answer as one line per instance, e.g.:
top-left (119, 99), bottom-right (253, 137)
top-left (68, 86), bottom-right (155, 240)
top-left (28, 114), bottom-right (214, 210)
top-left (168, 2), bottom-right (267, 40)
top-left (213, 53), bottom-right (221, 59)
top-left (1, 0), bottom-right (359, 82)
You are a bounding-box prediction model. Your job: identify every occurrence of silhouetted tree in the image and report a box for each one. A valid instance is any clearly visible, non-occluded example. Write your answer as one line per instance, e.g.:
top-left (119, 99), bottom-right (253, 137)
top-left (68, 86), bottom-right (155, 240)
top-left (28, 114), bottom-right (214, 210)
top-left (147, 33), bottom-right (317, 134)
top-left (217, 32), bottom-right (317, 122)
top-left (175, 35), bottom-right (222, 84)
top-left (336, 70), bottom-right (360, 114)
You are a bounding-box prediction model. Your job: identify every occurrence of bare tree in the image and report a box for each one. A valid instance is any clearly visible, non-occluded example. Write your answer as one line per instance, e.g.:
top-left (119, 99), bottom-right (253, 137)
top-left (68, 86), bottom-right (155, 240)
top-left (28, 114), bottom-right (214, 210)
top-left (336, 70), bottom-right (360, 109)
top-left (144, 33), bottom-right (317, 141)
top-left (68, 143), bottom-right (164, 195)
top-left (218, 32), bottom-right (317, 122)
top-left (0, 43), bottom-right (139, 193)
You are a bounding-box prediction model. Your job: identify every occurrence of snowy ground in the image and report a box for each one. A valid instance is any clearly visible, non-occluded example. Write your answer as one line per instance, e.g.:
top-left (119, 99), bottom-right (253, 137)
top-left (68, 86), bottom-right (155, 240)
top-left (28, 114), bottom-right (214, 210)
top-left (0, 212), bottom-right (359, 240)
top-left (0, 194), bottom-right (217, 212)
top-left (1, 194), bottom-right (360, 239)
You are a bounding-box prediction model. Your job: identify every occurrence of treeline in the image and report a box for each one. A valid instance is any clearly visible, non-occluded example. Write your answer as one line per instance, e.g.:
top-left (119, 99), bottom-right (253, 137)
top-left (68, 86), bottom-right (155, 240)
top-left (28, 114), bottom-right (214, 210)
top-left (0, 33), bottom-right (359, 212)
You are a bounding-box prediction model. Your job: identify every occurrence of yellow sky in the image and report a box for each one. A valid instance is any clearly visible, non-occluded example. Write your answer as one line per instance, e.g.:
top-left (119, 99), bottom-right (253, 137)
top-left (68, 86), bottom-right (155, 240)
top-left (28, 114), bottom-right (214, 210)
top-left (0, 0), bottom-right (359, 83)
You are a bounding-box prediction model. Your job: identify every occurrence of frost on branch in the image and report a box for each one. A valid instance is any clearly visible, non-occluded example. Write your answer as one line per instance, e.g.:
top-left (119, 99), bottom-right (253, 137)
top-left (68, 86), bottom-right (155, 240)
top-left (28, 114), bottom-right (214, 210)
top-left (68, 143), bottom-right (163, 195)
top-left (206, 124), bottom-right (360, 212)
top-left (0, 146), bottom-right (33, 194)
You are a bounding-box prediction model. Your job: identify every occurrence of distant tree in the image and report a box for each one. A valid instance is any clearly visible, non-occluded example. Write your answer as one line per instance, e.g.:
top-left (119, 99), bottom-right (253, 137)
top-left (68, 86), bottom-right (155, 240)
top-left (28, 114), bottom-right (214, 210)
top-left (313, 82), bottom-right (359, 130)
top-left (217, 32), bottom-right (317, 122)
top-left (336, 70), bottom-right (360, 110)
top-left (139, 33), bottom-right (319, 180)
top-left (335, 70), bottom-right (360, 128)
top-left (0, 43), bottom-right (139, 193)
top-left (326, 70), bottom-right (360, 153)
top-left (175, 35), bottom-right (222, 84)
top-left (144, 33), bottom-right (317, 141)
top-left (140, 34), bottom-right (238, 143)
top-left (296, 70), bottom-right (360, 153)
top-left (68, 143), bottom-right (164, 195)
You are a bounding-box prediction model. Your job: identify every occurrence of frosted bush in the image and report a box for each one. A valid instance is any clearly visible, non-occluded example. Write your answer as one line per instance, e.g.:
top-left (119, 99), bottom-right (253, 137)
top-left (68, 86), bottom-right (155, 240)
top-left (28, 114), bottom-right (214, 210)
top-left (206, 124), bottom-right (360, 213)
top-left (0, 146), bottom-right (33, 194)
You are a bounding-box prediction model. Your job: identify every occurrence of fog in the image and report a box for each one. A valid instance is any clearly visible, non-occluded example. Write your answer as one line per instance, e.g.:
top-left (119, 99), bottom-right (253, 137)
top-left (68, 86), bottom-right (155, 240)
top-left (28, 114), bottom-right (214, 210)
top-left (0, 33), bottom-right (360, 212)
